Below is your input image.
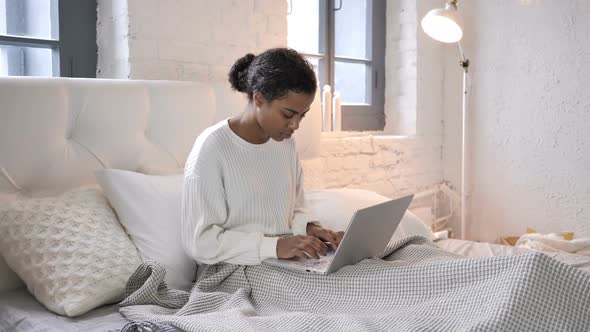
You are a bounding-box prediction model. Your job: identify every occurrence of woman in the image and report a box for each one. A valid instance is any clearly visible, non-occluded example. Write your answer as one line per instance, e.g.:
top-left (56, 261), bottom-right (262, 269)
top-left (181, 48), bottom-right (344, 266)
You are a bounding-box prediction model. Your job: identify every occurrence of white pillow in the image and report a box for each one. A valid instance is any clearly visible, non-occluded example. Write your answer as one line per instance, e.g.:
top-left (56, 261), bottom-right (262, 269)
top-left (0, 188), bottom-right (142, 317)
top-left (95, 169), bottom-right (195, 291)
top-left (305, 188), bottom-right (434, 242)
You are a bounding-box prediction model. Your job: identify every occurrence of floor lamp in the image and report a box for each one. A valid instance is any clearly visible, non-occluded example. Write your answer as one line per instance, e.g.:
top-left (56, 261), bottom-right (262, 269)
top-left (421, 0), bottom-right (470, 239)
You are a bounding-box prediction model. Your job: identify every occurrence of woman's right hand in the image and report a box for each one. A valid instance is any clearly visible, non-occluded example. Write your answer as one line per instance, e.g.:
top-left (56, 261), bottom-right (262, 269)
top-left (276, 235), bottom-right (328, 259)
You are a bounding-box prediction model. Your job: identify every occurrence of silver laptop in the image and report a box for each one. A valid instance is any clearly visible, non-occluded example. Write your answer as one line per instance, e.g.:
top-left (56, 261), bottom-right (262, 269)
top-left (263, 194), bottom-right (414, 275)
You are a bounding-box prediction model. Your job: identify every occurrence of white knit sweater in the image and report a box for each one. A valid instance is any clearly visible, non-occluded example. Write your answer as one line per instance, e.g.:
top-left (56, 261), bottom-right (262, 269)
top-left (181, 119), bottom-right (317, 265)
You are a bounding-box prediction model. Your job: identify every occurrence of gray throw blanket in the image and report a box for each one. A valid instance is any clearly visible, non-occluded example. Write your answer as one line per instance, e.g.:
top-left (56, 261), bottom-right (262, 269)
top-left (117, 236), bottom-right (590, 331)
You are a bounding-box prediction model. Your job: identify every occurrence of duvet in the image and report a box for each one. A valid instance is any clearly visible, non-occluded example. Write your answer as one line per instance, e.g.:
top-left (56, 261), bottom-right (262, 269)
top-left (117, 236), bottom-right (590, 332)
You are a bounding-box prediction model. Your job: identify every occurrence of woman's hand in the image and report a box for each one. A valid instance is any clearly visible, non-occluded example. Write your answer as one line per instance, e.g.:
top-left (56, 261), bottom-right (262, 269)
top-left (277, 235), bottom-right (328, 259)
top-left (306, 224), bottom-right (344, 251)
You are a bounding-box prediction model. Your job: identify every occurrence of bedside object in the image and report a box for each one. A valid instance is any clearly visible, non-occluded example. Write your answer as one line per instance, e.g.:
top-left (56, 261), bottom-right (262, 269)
top-left (497, 236), bottom-right (520, 246)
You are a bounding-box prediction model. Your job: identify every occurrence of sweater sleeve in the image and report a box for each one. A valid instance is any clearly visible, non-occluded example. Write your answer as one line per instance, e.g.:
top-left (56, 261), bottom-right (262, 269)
top-left (181, 150), bottom-right (278, 265)
top-left (290, 156), bottom-right (320, 236)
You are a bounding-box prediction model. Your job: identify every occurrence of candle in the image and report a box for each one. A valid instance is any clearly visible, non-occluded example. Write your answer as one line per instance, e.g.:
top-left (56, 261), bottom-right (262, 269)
top-left (332, 91), bottom-right (341, 131)
top-left (322, 85), bottom-right (332, 132)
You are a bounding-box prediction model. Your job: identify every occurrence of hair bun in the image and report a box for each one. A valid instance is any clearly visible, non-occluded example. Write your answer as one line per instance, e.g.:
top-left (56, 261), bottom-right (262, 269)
top-left (228, 53), bottom-right (255, 93)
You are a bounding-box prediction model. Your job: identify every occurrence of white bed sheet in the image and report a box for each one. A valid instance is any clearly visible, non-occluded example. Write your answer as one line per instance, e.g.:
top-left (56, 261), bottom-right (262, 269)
top-left (437, 238), bottom-right (590, 273)
top-left (0, 288), bottom-right (127, 332)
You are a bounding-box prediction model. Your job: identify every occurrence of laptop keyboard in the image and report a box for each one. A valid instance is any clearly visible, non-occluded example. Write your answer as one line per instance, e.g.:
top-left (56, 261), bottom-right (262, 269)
top-left (289, 252), bottom-right (335, 270)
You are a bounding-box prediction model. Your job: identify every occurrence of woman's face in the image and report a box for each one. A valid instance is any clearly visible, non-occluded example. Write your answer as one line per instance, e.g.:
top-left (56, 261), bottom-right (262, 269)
top-left (254, 91), bottom-right (315, 142)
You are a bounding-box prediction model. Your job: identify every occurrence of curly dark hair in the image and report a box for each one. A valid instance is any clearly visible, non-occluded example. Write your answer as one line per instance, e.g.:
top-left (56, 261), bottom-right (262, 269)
top-left (228, 48), bottom-right (317, 102)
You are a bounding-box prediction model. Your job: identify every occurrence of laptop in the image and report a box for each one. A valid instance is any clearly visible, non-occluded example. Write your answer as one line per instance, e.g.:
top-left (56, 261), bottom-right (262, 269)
top-left (263, 194), bottom-right (414, 275)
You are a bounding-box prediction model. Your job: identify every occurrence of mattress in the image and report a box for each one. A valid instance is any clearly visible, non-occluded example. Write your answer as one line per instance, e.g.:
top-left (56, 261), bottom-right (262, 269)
top-left (436, 238), bottom-right (590, 273)
top-left (0, 288), bottom-right (127, 332)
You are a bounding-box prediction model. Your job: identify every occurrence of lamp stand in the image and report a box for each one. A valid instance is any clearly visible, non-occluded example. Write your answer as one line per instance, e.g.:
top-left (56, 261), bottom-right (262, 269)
top-left (458, 41), bottom-right (470, 240)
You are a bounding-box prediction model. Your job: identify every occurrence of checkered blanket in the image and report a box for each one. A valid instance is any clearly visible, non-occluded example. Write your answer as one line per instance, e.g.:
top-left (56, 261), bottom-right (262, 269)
top-left (117, 236), bottom-right (590, 332)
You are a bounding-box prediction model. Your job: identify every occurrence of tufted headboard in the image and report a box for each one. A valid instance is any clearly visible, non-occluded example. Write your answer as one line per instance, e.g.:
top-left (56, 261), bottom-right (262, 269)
top-left (0, 77), bottom-right (321, 292)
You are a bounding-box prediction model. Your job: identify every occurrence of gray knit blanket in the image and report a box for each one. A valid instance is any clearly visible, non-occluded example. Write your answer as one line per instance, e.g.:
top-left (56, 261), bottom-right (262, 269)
top-left (117, 236), bottom-right (590, 332)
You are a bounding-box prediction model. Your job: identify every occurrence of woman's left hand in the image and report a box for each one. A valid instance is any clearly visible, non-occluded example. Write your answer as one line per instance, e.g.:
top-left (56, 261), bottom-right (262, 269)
top-left (306, 224), bottom-right (344, 251)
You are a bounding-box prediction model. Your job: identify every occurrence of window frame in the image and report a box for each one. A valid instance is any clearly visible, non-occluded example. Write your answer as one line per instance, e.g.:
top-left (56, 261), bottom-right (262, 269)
top-left (289, 0), bottom-right (386, 131)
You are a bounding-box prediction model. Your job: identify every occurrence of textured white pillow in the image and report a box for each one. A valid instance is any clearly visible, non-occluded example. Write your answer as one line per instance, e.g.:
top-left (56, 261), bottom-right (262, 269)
top-left (95, 169), bottom-right (195, 291)
top-left (305, 188), bottom-right (434, 242)
top-left (0, 188), bottom-right (142, 317)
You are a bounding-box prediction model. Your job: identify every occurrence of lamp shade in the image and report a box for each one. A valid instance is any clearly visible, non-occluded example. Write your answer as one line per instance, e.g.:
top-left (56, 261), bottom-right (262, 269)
top-left (421, 2), bottom-right (464, 43)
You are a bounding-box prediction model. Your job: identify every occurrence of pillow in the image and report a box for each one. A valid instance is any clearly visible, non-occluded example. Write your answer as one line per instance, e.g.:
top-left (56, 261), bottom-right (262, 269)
top-left (0, 188), bottom-right (142, 317)
top-left (305, 188), bottom-right (434, 242)
top-left (95, 169), bottom-right (194, 291)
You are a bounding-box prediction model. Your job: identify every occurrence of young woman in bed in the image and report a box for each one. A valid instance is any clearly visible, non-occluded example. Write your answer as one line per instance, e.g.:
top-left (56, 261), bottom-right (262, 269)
top-left (182, 48), bottom-right (344, 265)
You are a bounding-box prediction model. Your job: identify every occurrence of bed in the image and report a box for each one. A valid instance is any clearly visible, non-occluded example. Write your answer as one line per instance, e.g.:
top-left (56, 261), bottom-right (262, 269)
top-left (1, 77), bottom-right (589, 331)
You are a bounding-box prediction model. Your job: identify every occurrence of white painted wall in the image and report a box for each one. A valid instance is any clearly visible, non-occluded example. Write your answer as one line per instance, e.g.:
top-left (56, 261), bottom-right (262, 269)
top-left (442, 0), bottom-right (590, 241)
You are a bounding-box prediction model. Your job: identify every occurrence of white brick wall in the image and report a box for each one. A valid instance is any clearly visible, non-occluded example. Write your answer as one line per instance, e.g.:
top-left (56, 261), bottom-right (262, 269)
top-left (384, 0), bottom-right (417, 135)
top-left (302, 136), bottom-right (442, 199)
top-left (96, 0), bottom-right (130, 78)
top-left (96, 0), bottom-right (445, 223)
top-left (101, 0), bottom-right (288, 84)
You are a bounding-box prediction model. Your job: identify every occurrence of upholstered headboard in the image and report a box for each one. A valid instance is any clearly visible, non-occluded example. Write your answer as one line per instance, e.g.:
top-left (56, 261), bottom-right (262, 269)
top-left (0, 77), bottom-right (321, 292)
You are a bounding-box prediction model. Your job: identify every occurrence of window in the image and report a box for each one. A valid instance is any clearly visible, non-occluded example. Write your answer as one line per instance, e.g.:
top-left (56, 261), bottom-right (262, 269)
top-left (0, 0), bottom-right (97, 78)
top-left (288, 0), bottom-right (386, 131)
